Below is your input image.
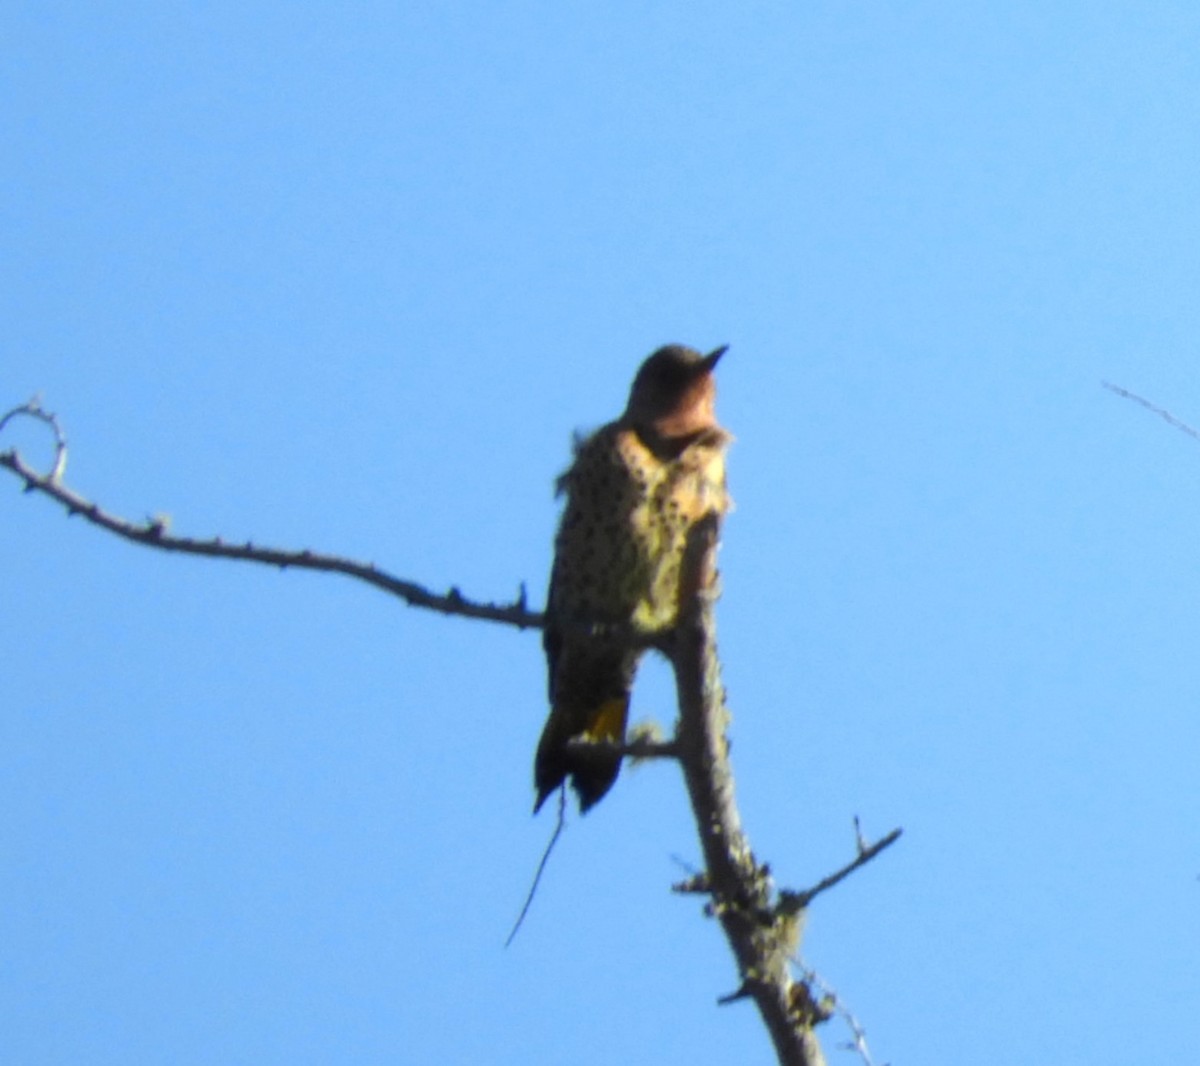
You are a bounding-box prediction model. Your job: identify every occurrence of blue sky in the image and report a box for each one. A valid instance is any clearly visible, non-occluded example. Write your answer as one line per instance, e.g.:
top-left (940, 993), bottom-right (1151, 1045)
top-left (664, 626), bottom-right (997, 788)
top-left (3, 3), bottom-right (1200, 1063)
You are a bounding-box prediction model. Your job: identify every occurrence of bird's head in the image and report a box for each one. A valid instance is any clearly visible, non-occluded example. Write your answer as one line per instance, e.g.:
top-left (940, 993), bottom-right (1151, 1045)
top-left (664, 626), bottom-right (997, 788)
top-left (624, 344), bottom-right (727, 440)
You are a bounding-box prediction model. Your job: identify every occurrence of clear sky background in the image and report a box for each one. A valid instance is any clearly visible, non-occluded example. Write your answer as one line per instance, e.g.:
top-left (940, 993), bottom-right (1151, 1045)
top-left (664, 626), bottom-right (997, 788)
top-left (3, 4), bottom-right (1199, 1063)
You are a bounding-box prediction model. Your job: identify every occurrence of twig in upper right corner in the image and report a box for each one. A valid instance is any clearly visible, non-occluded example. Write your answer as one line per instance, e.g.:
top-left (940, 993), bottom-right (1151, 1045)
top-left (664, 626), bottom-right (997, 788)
top-left (1102, 382), bottom-right (1200, 443)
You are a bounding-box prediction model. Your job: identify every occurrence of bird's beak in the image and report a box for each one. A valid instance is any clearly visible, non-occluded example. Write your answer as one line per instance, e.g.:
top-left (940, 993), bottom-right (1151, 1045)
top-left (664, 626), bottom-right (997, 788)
top-left (702, 345), bottom-right (729, 371)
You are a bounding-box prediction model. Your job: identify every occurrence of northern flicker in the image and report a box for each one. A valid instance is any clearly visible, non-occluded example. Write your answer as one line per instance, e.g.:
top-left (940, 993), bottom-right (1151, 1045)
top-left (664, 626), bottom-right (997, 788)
top-left (534, 344), bottom-right (732, 813)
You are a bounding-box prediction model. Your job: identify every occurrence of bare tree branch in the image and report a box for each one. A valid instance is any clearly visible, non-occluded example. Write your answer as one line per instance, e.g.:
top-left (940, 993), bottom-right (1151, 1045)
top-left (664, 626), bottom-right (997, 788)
top-left (669, 515), bottom-right (828, 1066)
top-left (1, 401), bottom-right (543, 630)
top-left (564, 734), bottom-right (682, 761)
top-left (668, 518), bottom-right (902, 1065)
top-left (781, 823), bottom-right (903, 913)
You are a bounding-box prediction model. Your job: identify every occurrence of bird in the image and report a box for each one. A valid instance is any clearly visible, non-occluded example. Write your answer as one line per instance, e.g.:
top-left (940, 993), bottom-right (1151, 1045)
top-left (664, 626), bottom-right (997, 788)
top-left (534, 344), bottom-right (732, 813)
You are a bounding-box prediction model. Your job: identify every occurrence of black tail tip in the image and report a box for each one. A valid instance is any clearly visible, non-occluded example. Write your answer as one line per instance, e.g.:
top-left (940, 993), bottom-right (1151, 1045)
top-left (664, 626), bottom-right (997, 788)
top-left (533, 773), bottom-right (615, 815)
top-left (533, 781), bottom-right (562, 815)
top-left (569, 769), bottom-right (617, 813)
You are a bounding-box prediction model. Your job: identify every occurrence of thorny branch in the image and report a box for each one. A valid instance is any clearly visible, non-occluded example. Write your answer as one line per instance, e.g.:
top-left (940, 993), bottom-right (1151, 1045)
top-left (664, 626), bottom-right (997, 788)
top-left (0, 401), bottom-right (542, 630)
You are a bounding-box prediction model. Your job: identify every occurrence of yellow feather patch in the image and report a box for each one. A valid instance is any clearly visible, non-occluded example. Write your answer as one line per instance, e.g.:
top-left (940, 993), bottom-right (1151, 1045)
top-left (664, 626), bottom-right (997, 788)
top-left (584, 698), bottom-right (628, 744)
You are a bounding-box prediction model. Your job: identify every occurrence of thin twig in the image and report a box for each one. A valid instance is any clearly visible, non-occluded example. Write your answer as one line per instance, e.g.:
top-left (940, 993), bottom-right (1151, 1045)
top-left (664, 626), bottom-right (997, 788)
top-left (505, 787), bottom-right (567, 947)
top-left (563, 735), bottom-right (682, 761)
top-left (795, 964), bottom-right (885, 1066)
top-left (0, 399), bottom-right (68, 481)
top-left (781, 826), bottom-right (903, 912)
top-left (1103, 382), bottom-right (1200, 443)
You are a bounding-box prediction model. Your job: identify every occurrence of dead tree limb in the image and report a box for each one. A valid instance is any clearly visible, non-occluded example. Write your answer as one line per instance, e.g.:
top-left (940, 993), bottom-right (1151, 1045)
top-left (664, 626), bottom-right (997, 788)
top-left (670, 515), bottom-right (819, 1063)
top-left (3, 400), bottom-right (902, 1065)
top-left (0, 401), bottom-right (541, 630)
top-left (669, 515), bottom-right (901, 1065)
